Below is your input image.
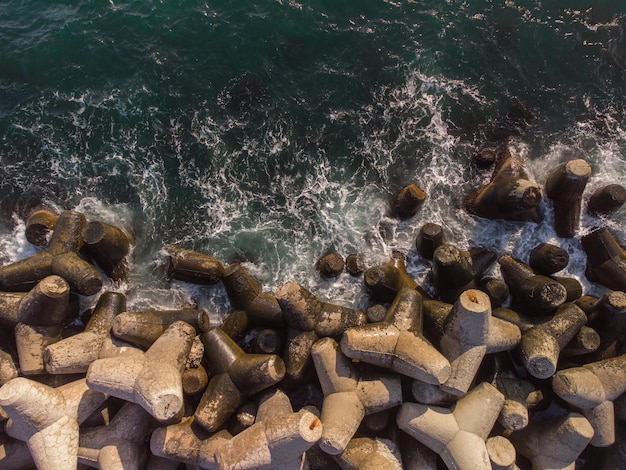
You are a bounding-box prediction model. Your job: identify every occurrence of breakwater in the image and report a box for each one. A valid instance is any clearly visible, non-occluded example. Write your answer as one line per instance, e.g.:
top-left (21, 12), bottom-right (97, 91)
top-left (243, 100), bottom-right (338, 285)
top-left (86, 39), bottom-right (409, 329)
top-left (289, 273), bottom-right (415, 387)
top-left (0, 150), bottom-right (626, 468)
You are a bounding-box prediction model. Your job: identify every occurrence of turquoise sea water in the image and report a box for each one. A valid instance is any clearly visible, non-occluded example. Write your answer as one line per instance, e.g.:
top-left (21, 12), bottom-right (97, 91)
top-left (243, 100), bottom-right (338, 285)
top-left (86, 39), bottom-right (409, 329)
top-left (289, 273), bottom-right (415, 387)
top-left (1, 1), bottom-right (625, 314)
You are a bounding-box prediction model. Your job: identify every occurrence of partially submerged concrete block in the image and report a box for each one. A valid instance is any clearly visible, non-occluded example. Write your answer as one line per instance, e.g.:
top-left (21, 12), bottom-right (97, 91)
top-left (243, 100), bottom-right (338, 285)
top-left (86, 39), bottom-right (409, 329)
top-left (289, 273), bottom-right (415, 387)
top-left (0, 211), bottom-right (104, 296)
top-left (545, 158), bottom-right (592, 237)
top-left (165, 246), bottom-right (224, 285)
top-left (393, 183), bottom-right (426, 219)
top-left (316, 252), bottom-right (345, 279)
top-left (333, 436), bottom-right (403, 470)
top-left (222, 263), bottom-right (283, 327)
top-left (82, 221), bottom-right (133, 281)
top-left (587, 183), bottom-right (626, 217)
top-left (528, 243), bottom-right (569, 275)
top-left (415, 222), bottom-right (446, 261)
top-left (464, 155), bottom-right (543, 223)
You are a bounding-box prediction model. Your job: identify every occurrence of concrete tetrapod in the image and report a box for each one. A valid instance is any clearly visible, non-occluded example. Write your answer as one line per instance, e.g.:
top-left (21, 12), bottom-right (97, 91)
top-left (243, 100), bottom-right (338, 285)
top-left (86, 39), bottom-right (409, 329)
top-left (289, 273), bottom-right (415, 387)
top-left (544, 158), bottom-right (592, 238)
top-left (397, 382), bottom-right (505, 470)
top-left (508, 413), bottom-right (594, 470)
top-left (82, 220), bottom-right (133, 281)
top-left (486, 436), bottom-right (518, 470)
top-left (194, 327), bottom-right (286, 432)
top-left (214, 389), bottom-right (322, 470)
top-left (393, 183), bottom-right (426, 219)
top-left (422, 298), bottom-right (522, 355)
top-left (17, 274), bottom-right (70, 326)
top-left (333, 436), bottom-right (403, 470)
top-left (221, 263), bottom-right (284, 327)
top-left (581, 227), bottom-right (626, 292)
top-left (552, 353), bottom-right (626, 447)
top-left (150, 418), bottom-right (232, 469)
top-left (498, 255), bottom-right (568, 315)
top-left (363, 253), bottom-right (429, 302)
top-left (340, 287), bottom-right (450, 385)
top-left (87, 320), bottom-right (196, 424)
top-left (165, 246), bottom-right (225, 285)
top-left (587, 183), bottom-right (626, 217)
top-left (585, 290), bottom-right (626, 361)
top-left (0, 211), bottom-right (103, 296)
top-left (493, 369), bottom-right (542, 432)
top-left (560, 325), bottom-right (601, 359)
top-left (311, 337), bottom-right (402, 455)
top-left (111, 308), bottom-right (210, 348)
top-left (276, 280), bottom-right (366, 338)
top-left (432, 244), bottom-right (475, 304)
top-left (14, 275), bottom-right (71, 375)
top-left (431, 244), bottom-right (496, 304)
top-left (478, 276), bottom-right (510, 308)
top-left (78, 402), bottom-right (153, 469)
top-left (226, 401), bottom-right (258, 436)
top-left (276, 280), bottom-right (366, 384)
top-left (415, 222), bottom-right (446, 261)
top-left (398, 430), bottom-right (438, 470)
top-left (44, 291), bottom-right (142, 375)
top-left (24, 208), bottom-right (58, 246)
top-left (438, 289), bottom-right (492, 396)
top-left (0, 377), bottom-right (106, 470)
top-left (528, 242), bottom-right (569, 276)
top-left (0, 290), bottom-right (27, 327)
top-left (345, 253), bottom-right (366, 276)
top-left (463, 154), bottom-right (543, 223)
top-left (316, 252), bottom-right (345, 279)
top-left (518, 302), bottom-right (587, 379)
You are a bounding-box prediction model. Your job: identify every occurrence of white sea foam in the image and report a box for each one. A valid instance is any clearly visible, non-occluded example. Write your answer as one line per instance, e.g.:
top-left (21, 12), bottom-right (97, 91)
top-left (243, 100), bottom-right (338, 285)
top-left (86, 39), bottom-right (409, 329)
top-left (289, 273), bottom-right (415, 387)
top-left (1, 43), bottom-right (624, 320)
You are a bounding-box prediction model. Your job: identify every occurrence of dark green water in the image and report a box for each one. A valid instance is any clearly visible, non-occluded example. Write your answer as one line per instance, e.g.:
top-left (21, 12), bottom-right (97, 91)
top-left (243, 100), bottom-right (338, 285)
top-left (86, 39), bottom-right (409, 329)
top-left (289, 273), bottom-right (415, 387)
top-left (1, 1), bottom-right (625, 311)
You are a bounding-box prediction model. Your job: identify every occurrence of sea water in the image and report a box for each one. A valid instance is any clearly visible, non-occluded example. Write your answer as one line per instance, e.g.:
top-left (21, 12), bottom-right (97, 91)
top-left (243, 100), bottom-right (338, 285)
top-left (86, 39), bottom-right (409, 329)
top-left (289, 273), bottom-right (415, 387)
top-left (0, 1), bottom-right (625, 316)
